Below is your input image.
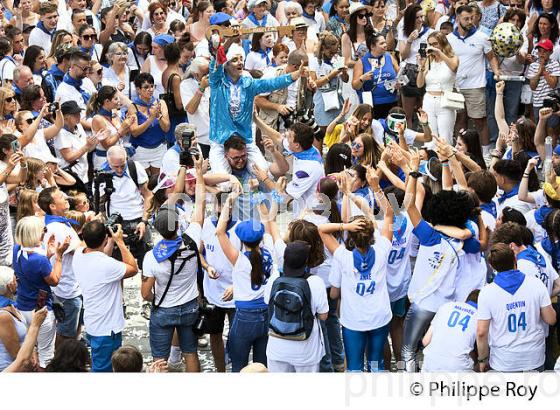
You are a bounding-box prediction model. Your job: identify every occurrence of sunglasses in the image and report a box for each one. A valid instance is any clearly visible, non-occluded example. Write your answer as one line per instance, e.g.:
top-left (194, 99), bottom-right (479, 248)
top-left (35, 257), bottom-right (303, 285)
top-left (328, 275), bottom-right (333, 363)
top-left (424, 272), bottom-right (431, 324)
top-left (357, 13), bottom-right (368, 18)
top-left (95, 68), bottom-right (103, 75)
top-left (351, 142), bottom-right (362, 149)
top-left (82, 34), bottom-right (97, 41)
top-left (227, 153), bottom-right (247, 162)
top-left (23, 118), bottom-right (34, 124)
top-left (4, 96), bottom-right (15, 103)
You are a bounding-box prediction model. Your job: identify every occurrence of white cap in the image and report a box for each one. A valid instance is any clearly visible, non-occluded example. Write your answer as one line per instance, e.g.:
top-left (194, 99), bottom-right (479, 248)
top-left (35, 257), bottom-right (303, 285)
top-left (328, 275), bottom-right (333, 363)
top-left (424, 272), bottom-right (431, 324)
top-left (348, 1), bottom-right (366, 16)
top-left (247, 0), bottom-right (268, 9)
top-left (226, 43), bottom-right (246, 62)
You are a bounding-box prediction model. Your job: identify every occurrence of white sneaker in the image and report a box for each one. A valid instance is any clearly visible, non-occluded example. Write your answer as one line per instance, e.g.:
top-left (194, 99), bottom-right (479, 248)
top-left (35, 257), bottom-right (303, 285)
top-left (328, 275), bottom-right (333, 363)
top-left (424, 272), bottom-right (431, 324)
top-left (198, 335), bottom-right (209, 348)
top-left (167, 360), bottom-right (184, 372)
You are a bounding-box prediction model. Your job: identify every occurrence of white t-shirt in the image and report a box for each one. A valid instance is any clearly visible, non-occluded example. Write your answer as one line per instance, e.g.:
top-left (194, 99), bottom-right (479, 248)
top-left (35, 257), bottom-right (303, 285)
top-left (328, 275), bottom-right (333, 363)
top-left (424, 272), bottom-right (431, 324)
top-left (100, 161), bottom-right (148, 220)
top-left (422, 301), bottom-right (477, 372)
top-left (72, 248), bottom-right (126, 337)
top-left (44, 221), bottom-right (81, 299)
top-left (142, 223), bottom-right (202, 308)
top-left (201, 218), bottom-right (240, 309)
top-left (525, 209), bottom-right (547, 244)
top-left (377, 216), bottom-right (414, 302)
top-left (478, 273), bottom-right (551, 372)
top-left (329, 238), bottom-right (393, 331)
top-left (55, 81), bottom-right (87, 116)
top-left (22, 129), bottom-right (52, 161)
top-left (517, 248), bottom-right (559, 298)
top-left (397, 26), bottom-right (433, 65)
top-left (245, 50), bottom-right (273, 72)
top-left (265, 275), bottom-right (328, 366)
top-left (53, 125), bottom-right (89, 183)
top-left (408, 220), bottom-right (462, 313)
top-left (447, 30), bottom-right (492, 89)
top-left (496, 192), bottom-right (533, 217)
top-left (0, 57), bottom-right (16, 84)
top-left (29, 26), bottom-right (55, 55)
top-left (180, 78), bottom-right (210, 146)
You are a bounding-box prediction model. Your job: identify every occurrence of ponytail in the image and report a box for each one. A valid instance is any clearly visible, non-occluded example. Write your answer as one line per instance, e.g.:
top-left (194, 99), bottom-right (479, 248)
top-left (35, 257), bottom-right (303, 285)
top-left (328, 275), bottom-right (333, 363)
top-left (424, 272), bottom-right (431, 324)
top-left (85, 91), bottom-right (100, 118)
top-left (245, 240), bottom-right (265, 288)
top-left (85, 85), bottom-right (118, 118)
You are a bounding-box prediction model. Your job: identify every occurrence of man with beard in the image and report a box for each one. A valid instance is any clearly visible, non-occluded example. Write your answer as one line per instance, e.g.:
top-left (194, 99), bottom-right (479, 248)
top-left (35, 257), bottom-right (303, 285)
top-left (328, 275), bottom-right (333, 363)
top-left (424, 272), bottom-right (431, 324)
top-left (54, 51), bottom-right (92, 129)
top-left (447, 5), bottom-right (500, 159)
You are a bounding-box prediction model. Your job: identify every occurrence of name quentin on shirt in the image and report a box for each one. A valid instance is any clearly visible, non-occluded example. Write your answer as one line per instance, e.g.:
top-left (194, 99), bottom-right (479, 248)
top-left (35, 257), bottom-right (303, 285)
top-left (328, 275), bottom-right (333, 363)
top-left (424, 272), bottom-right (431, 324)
top-left (506, 300), bottom-right (526, 310)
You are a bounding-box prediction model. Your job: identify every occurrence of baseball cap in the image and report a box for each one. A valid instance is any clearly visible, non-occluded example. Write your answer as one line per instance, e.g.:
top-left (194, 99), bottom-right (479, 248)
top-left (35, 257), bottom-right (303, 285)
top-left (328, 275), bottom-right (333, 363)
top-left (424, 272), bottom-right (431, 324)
top-left (283, 240), bottom-right (310, 277)
top-left (536, 39), bottom-right (554, 51)
top-left (554, 145), bottom-right (560, 156)
top-left (153, 34), bottom-right (176, 47)
top-left (61, 101), bottom-right (83, 115)
top-left (153, 205), bottom-right (180, 238)
top-left (248, 0), bottom-right (268, 9)
top-left (210, 12), bottom-right (232, 25)
top-left (234, 220), bottom-right (264, 243)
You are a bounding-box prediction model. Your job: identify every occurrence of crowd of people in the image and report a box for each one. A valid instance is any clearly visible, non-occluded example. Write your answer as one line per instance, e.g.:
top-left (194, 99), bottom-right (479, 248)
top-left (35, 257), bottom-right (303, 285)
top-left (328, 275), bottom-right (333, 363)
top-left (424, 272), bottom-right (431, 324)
top-left (2, 0), bottom-right (560, 374)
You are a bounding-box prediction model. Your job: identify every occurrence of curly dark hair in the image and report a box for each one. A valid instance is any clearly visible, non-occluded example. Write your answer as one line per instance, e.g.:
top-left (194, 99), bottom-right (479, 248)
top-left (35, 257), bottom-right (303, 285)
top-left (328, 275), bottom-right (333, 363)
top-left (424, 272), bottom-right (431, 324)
top-left (426, 190), bottom-right (471, 227)
top-left (46, 339), bottom-right (90, 372)
top-left (345, 215), bottom-right (375, 250)
top-left (492, 221), bottom-right (531, 247)
top-left (287, 220), bottom-right (325, 268)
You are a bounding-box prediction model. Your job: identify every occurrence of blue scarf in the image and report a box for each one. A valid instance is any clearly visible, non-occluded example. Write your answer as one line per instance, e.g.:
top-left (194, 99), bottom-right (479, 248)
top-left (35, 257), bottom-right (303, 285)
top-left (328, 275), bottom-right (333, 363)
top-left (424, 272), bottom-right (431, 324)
top-left (353, 247), bottom-right (375, 280)
top-left (80, 46), bottom-right (94, 57)
top-left (0, 295), bottom-right (14, 307)
top-left (36, 21), bottom-right (54, 37)
top-left (211, 217), bottom-right (237, 238)
top-left (172, 143), bottom-right (181, 154)
top-left (334, 15), bottom-right (345, 23)
top-left (12, 84), bottom-right (22, 96)
top-left (302, 10), bottom-right (315, 19)
top-left (153, 237), bottom-right (183, 262)
top-left (535, 206), bottom-right (553, 227)
top-left (4, 113), bottom-right (13, 120)
top-left (44, 214), bottom-right (78, 228)
top-left (517, 246), bottom-right (547, 268)
top-left (48, 63), bottom-right (65, 79)
top-left (417, 25), bottom-right (429, 38)
top-left (62, 73), bottom-right (91, 104)
top-left (244, 248), bottom-right (273, 279)
top-left (480, 201), bottom-right (497, 219)
top-left (259, 48), bottom-right (272, 65)
top-left (101, 160), bottom-right (130, 178)
top-left (98, 107), bottom-right (114, 118)
top-left (292, 146), bottom-right (323, 163)
top-left (466, 300), bottom-right (478, 309)
top-left (542, 237), bottom-right (560, 271)
top-left (452, 26), bottom-right (477, 42)
top-left (133, 96), bottom-right (155, 108)
top-left (497, 184), bottom-right (520, 204)
top-left (248, 12), bottom-right (267, 27)
top-left (493, 269), bottom-right (525, 295)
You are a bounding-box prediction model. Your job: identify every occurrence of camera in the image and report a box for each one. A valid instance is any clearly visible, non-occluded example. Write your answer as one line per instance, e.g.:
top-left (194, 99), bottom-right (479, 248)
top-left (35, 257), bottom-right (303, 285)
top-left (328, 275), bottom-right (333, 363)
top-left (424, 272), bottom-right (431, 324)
top-left (105, 212), bottom-right (123, 235)
top-left (299, 113), bottom-right (323, 141)
top-left (181, 130), bottom-right (194, 150)
top-left (543, 94), bottom-right (560, 112)
top-left (49, 102), bottom-right (59, 114)
top-left (193, 301), bottom-right (216, 334)
top-left (419, 42), bottom-right (428, 58)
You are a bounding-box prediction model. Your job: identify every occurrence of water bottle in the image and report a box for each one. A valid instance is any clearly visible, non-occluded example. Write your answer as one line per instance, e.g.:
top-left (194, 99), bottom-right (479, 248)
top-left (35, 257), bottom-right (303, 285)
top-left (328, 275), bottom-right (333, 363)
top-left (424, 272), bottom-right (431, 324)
top-left (545, 136), bottom-right (553, 178)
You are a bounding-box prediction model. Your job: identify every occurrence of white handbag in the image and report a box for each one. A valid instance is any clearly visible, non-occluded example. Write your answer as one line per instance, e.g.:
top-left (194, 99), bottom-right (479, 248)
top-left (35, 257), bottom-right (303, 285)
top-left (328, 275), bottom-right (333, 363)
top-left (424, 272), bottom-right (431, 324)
top-left (321, 90), bottom-right (341, 112)
top-left (440, 90), bottom-right (465, 110)
top-left (520, 84), bottom-right (533, 105)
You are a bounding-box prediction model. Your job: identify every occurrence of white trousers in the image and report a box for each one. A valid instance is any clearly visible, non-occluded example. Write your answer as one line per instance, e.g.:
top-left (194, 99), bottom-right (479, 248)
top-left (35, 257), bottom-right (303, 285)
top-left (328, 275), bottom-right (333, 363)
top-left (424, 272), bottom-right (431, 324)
top-left (422, 94), bottom-right (457, 144)
top-left (21, 309), bottom-right (56, 368)
top-left (267, 359), bottom-right (320, 373)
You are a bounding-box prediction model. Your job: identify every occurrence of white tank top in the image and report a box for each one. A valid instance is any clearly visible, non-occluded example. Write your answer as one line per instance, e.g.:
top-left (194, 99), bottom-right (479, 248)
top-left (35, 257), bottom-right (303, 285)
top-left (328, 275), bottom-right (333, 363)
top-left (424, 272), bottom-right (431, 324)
top-left (425, 60), bottom-right (456, 92)
top-left (147, 55), bottom-right (165, 99)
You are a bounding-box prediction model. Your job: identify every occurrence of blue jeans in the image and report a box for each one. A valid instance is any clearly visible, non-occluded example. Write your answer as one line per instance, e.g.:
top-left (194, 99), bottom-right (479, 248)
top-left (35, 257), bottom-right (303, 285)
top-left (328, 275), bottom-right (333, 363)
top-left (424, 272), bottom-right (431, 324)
top-left (342, 324), bottom-right (390, 372)
top-left (227, 307), bottom-right (268, 372)
top-left (319, 292), bottom-right (345, 372)
top-left (56, 295), bottom-right (83, 338)
top-left (149, 298), bottom-right (199, 359)
top-left (486, 78), bottom-right (523, 143)
top-left (87, 332), bottom-right (122, 372)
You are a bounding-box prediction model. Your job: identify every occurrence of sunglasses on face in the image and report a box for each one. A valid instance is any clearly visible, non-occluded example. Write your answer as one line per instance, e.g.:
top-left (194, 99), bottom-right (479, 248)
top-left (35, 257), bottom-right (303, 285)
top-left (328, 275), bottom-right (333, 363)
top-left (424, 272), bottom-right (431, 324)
top-left (4, 96), bottom-right (15, 103)
top-left (94, 68), bottom-right (103, 75)
top-left (23, 118), bottom-right (34, 124)
top-left (351, 142), bottom-right (362, 149)
top-left (357, 13), bottom-right (368, 18)
top-left (82, 34), bottom-right (97, 41)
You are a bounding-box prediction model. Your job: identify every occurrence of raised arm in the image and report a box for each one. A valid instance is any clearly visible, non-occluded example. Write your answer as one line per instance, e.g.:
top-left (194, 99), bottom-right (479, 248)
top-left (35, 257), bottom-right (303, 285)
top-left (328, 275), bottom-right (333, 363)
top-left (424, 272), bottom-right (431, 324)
top-left (494, 81), bottom-right (509, 136)
top-left (216, 193), bottom-right (240, 265)
top-left (519, 158), bottom-right (538, 204)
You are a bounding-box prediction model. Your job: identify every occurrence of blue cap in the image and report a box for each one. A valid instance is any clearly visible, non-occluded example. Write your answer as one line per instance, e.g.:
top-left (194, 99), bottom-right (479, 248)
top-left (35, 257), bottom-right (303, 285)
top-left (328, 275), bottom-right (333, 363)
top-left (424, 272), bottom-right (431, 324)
top-left (210, 12), bottom-right (232, 25)
top-left (235, 220), bottom-right (265, 243)
top-left (153, 34), bottom-right (175, 47)
top-left (554, 145), bottom-right (560, 156)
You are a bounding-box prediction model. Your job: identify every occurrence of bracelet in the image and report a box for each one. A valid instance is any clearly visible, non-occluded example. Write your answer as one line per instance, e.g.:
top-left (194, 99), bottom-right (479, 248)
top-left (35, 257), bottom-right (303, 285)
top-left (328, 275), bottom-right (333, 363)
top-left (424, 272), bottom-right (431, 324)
top-left (523, 173), bottom-right (530, 178)
top-left (339, 223), bottom-right (344, 232)
top-left (419, 121), bottom-right (428, 126)
top-left (441, 162), bottom-right (449, 167)
top-left (262, 176), bottom-right (270, 184)
top-left (196, 89), bottom-right (204, 96)
top-left (441, 159), bottom-right (449, 163)
top-left (477, 357), bottom-right (488, 363)
top-left (409, 171), bottom-right (421, 178)
top-left (496, 93), bottom-right (503, 96)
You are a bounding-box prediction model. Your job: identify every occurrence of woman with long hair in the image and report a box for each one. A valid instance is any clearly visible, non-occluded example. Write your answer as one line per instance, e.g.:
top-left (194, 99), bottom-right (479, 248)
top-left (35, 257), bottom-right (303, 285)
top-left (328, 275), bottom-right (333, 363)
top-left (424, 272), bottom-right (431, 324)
top-left (370, 0), bottom-right (396, 50)
top-left (127, 32), bottom-right (152, 77)
top-left (416, 31), bottom-right (458, 144)
top-left (0, 86), bottom-right (17, 122)
top-left (341, 2), bottom-right (370, 107)
top-left (215, 192), bottom-right (276, 372)
top-left (45, 30), bottom-right (73, 68)
top-left (245, 31), bottom-right (275, 75)
top-left (88, 85), bottom-right (135, 169)
top-left (16, 189), bottom-right (41, 221)
top-left (325, 0), bottom-right (350, 38)
top-left (22, 45), bottom-right (47, 85)
top-left (352, 32), bottom-right (400, 119)
top-left (186, 0), bottom-right (215, 44)
top-left (78, 25), bottom-right (101, 62)
top-left (351, 133), bottom-right (382, 167)
top-left (141, 34), bottom-right (172, 99)
top-left (45, 339), bottom-right (90, 372)
top-left (325, 143), bottom-right (352, 174)
top-left (455, 129), bottom-right (487, 170)
top-left (162, 42), bottom-right (187, 145)
top-left (398, 5), bottom-right (433, 129)
top-left (10, 0), bottom-right (39, 30)
top-left (319, 199), bottom-right (394, 371)
top-left (325, 102), bottom-right (374, 148)
top-left (528, 13), bottom-right (559, 58)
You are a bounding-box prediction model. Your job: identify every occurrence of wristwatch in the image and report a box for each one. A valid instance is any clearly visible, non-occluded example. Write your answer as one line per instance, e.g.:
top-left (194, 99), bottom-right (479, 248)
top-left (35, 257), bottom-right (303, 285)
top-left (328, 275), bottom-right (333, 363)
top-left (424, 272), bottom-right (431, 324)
top-left (409, 171), bottom-right (422, 178)
top-left (141, 219), bottom-right (148, 225)
top-left (477, 357), bottom-right (488, 363)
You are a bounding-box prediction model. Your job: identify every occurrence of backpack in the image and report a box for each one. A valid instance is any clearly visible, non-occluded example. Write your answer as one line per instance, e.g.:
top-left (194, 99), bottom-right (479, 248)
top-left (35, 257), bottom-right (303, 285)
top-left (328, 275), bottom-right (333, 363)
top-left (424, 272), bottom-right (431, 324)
top-left (268, 276), bottom-right (314, 341)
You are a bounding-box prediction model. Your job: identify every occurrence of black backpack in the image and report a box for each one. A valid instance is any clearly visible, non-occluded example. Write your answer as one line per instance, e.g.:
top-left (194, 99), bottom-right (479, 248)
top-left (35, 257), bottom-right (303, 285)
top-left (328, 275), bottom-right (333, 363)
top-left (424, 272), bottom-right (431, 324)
top-left (268, 276), bottom-right (314, 341)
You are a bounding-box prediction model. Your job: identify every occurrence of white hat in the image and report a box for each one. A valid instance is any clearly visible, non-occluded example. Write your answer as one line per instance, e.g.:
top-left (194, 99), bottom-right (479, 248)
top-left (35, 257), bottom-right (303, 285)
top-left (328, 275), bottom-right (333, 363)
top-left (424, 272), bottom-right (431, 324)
top-left (247, 0), bottom-right (268, 9)
top-left (348, 1), bottom-right (367, 16)
top-left (290, 17), bottom-right (308, 28)
top-left (226, 43), bottom-right (246, 62)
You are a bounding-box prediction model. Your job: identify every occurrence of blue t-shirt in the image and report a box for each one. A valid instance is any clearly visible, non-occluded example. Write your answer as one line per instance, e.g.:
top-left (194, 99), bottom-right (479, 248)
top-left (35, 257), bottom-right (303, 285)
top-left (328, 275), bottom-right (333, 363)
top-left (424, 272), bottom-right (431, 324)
top-left (12, 245), bottom-right (53, 311)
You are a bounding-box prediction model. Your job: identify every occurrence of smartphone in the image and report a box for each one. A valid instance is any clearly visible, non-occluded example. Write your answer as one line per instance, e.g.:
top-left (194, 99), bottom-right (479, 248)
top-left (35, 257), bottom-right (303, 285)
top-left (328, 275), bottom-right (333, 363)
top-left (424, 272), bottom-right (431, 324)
top-left (36, 289), bottom-right (48, 310)
top-left (86, 15), bottom-right (94, 25)
top-left (419, 43), bottom-right (428, 58)
top-left (10, 139), bottom-right (20, 153)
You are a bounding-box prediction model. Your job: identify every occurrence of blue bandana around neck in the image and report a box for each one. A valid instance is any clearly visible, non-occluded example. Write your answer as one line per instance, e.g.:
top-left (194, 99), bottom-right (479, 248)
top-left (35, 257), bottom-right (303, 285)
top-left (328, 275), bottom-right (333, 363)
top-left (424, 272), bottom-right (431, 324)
top-left (80, 46), bottom-right (94, 57)
top-left (62, 73), bottom-right (91, 104)
top-left (493, 269), bottom-right (525, 295)
top-left (334, 15), bottom-right (345, 23)
top-left (517, 246), bottom-right (547, 268)
top-left (244, 248), bottom-right (273, 278)
top-left (4, 113), bottom-right (13, 120)
top-left (248, 12), bottom-right (268, 27)
top-left (211, 216), bottom-right (237, 236)
top-left (466, 300), bottom-right (478, 309)
top-left (353, 247), bottom-right (375, 280)
top-left (48, 63), bottom-right (65, 79)
top-left (292, 146), bottom-right (323, 163)
top-left (452, 26), bottom-right (477, 42)
top-left (302, 10), bottom-right (315, 19)
top-left (36, 21), bottom-right (55, 37)
top-left (44, 214), bottom-right (79, 228)
top-left (0, 295), bottom-right (14, 307)
top-left (2, 55), bottom-right (15, 65)
top-left (172, 142), bottom-right (181, 154)
top-left (258, 47), bottom-right (272, 65)
top-left (480, 201), bottom-right (497, 219)
top-left (542, 237), bottom-right (560, 271)
top-left (498, 184), bottom-right (520, 204)
top-left (101, 160), bottom-right (129, 178)
top-left (417, 25), bottom-right (429, 38)
top-left (535, 206), bottom-right (553, 226)
top-left (12, 84), bottom-right (22, 96)
top-left (133, 96), bottom-right (156, 108)
top-left (153, 237), bottom-right (182, 263)
top-left (98, 107), bottom-right (114, 118)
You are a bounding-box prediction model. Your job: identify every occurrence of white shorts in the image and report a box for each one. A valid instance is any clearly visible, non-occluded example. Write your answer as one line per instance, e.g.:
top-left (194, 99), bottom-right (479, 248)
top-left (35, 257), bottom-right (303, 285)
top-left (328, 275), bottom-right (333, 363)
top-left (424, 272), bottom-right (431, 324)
top-left (21, 309), bottom-right (56, 368)
top-left (267, 359), bottom-right (320, 373)
top-left (132, 144), bottom-right (167, 168)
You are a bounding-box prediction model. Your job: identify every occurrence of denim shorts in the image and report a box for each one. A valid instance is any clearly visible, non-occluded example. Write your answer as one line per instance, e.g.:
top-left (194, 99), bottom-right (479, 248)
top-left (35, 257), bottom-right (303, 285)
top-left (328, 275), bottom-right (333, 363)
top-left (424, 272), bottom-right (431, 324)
top-left (56, 295), bottom-right (83, 338)
top-left (149, 298), bottom-right (199, 358)
top-left (390, 297), bottom-right (407, 318)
